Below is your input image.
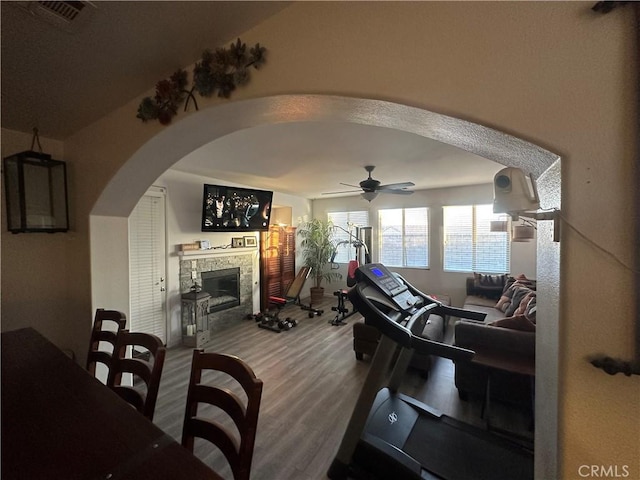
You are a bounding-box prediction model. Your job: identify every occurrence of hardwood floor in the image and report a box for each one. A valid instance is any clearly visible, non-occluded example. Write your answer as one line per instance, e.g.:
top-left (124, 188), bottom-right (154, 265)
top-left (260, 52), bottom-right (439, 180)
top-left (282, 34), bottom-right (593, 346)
top-left (153, 296), bottom-right (532, 479)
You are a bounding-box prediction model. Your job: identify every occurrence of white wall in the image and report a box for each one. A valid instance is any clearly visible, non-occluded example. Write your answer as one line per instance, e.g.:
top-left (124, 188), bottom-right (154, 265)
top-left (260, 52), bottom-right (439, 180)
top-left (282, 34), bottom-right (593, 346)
top-left (312, 183), bottom-right (537, 307)
top-left (151, 169), bottom-right (311, 346)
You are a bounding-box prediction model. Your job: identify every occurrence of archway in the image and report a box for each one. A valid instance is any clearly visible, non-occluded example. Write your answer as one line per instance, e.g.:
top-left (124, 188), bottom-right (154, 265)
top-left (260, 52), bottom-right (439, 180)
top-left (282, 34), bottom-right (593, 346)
top-left (91, 95), bottom-right (559, 217)
top-left (89, 94), bottom-right (561, 478)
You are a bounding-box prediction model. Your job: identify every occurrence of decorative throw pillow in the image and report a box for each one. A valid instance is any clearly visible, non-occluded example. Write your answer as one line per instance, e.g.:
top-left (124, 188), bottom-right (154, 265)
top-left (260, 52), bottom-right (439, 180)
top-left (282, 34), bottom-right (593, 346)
top-left (490, 314), bottom-right (536, 332)
top-left (473, 273), bottom-right (507, 299)
top-left (514, 291), bottom-right (536, 316)
top-left (495, 297), bottom-right (509, 312)
top-left (498, 274), bottom-right (529, 298)
top-left (505, 286), bottom-right (534, 316)
top-left (495, 279), bottom-right (532, 312)
top-left (495, 286), bottom-right (516, 312)
top-left (474, 273), bottom-right (507, 288)
top-left (524, 295), bottom-right (537, 324)
top-left (502, 276), bottom-right (518, 293)
top-left (512, 273), bottom-right (536, 290)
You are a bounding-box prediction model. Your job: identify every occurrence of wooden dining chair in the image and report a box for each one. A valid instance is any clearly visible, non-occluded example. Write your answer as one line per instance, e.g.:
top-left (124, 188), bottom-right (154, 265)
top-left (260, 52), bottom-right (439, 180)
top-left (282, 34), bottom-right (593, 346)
top-left (107, 330), bottom-right (166, 421)
top-left (182, 349), bottom-right (263, 480)
top-left (86, 308), bottom-right (127, 378)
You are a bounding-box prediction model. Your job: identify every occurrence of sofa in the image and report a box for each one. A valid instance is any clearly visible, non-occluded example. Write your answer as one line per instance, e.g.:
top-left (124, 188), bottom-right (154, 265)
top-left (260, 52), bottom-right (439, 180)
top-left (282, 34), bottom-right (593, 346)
top-left (453, 274), bottom-right (536, 409)
top-left (352, 295), bottom-right (450, 377)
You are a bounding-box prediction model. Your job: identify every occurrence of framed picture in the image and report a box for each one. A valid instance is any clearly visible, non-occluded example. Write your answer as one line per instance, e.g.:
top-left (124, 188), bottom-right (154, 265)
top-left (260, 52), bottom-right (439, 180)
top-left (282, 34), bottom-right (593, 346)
top-left (244, 236), bottom-right (257, 247)
top-left (231, 237), bottom-right (244, 248)
top-left (199, 240), bottom-right (211, 250)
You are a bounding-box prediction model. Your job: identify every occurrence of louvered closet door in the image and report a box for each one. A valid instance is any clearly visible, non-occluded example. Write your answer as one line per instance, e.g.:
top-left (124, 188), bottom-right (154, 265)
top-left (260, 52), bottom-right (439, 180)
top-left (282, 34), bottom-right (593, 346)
top-left (129, 188), bottom-right (167, 343)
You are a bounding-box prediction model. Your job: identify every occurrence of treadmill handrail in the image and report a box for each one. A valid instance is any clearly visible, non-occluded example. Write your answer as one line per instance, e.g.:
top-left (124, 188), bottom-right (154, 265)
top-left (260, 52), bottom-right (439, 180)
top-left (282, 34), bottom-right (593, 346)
top-left (411, 335), bottom-right (474, 362)
top-left (395, 272), bottom-right (487, 323)
top-left (349, 283), bottom-right (474, 363)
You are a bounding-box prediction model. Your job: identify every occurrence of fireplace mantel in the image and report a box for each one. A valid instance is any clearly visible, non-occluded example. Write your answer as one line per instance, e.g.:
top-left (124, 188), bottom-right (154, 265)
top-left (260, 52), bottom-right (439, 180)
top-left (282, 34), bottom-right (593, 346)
top-left (178, 247), bottom-right (256, 259)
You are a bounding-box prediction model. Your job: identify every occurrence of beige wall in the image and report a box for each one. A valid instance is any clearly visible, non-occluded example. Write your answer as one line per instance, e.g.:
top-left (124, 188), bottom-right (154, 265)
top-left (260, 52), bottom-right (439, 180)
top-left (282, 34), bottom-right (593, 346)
top-left (0, 129), bottom-right (91, 357)
top-left (2, 2), bottom-right (638, 479)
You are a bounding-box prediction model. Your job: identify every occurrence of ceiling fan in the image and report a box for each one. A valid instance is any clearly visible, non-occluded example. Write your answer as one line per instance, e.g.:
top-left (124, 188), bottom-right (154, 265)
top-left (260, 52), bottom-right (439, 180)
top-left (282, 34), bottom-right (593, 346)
top-left (322, 165), bottom-right (415, 202)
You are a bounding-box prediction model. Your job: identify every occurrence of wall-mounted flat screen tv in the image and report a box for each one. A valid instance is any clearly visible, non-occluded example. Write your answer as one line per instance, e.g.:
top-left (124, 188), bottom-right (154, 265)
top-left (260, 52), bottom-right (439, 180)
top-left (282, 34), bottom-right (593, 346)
top-left (202, 184), bottom-right (273, 232)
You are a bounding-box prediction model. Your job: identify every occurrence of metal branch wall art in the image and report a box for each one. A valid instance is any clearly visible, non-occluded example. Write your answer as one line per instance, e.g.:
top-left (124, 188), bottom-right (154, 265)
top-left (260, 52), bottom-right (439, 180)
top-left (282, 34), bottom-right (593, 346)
top-left (136, 39), bottom-right (266, 125)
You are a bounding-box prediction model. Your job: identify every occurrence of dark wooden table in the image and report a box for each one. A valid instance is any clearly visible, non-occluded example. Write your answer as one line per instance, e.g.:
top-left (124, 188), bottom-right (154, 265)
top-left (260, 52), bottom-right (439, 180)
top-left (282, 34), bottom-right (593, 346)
top-left (1, 327), bottom-right (222, 480)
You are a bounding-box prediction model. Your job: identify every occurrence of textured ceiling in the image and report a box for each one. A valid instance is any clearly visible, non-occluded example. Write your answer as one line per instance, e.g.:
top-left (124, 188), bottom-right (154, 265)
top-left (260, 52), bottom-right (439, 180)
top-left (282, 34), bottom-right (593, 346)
top-left (1, 1), bottom-right (503, 199)
top-left (172, 121), bottom-right (503, 199)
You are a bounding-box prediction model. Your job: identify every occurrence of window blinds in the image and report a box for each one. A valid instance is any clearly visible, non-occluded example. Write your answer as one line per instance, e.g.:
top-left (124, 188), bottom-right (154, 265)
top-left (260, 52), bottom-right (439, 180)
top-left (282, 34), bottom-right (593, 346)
top-left (379, 207), bottom-right (429, 268)
top-left (443, 204), bottom-right (510, 273)
top-left (327, 211), bottom-right (369, 263)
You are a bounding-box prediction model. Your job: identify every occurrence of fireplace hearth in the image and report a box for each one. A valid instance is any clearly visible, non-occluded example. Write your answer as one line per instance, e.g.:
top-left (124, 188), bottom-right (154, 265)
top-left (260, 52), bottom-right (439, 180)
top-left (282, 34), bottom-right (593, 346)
top-left (201, 267), bottom-right (240, 313)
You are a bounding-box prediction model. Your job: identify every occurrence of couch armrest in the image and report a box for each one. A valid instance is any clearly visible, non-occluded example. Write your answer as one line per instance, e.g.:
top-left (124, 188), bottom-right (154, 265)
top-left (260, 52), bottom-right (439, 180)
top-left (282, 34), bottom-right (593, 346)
top-left (454, 320), bottom-right (535, 358)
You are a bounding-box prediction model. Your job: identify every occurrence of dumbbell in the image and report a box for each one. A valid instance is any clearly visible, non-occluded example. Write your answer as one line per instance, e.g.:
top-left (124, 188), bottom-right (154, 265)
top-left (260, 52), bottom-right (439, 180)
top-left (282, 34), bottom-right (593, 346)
top-left (277, 320), bottom-right (291, 331)
top-left (285, 317), bottom-right (298, 327)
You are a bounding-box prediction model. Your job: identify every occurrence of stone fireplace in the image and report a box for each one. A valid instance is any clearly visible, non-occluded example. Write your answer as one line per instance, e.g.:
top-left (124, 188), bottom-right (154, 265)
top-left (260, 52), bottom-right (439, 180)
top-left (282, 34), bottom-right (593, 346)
top-left (180, 252), bottom-right (253, 332)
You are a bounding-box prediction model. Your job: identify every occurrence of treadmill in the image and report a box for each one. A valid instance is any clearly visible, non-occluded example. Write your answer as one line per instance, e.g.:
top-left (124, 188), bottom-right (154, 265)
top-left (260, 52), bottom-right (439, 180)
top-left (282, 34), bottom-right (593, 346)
top-left (327, 263), bottom-right (533, 480)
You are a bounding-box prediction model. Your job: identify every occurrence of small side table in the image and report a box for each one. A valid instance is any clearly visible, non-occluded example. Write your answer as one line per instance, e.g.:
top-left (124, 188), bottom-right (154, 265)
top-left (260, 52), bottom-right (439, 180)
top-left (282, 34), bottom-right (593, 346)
top-left (181, 290), bottom-right (211, 348)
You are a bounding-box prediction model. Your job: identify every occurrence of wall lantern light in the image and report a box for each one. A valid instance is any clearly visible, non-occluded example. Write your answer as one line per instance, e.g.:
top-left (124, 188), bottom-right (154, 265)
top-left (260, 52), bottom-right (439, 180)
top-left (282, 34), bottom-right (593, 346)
top-left (3, 132), bottom-right (69, 233)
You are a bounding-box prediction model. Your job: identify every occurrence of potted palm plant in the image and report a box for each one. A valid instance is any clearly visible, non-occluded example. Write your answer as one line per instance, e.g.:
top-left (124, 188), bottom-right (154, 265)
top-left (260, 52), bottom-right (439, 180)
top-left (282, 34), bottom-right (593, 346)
top-left (298, 218), bottom-right (342, 304)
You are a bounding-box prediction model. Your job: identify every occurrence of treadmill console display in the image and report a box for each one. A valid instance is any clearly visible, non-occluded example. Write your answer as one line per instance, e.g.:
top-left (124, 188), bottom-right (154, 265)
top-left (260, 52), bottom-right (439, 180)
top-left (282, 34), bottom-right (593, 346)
top-left (357, 263), bottom-right (418, 312)
top-left (370, 267), bottom-right (384, 277)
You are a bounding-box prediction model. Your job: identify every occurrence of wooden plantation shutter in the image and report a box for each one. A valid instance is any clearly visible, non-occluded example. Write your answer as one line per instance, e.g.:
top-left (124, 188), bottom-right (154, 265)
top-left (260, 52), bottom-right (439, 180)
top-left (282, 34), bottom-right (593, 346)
top-left (259, 226), bottom-right (296, 310)
top-left (280, 227), bottom-right (296, 291)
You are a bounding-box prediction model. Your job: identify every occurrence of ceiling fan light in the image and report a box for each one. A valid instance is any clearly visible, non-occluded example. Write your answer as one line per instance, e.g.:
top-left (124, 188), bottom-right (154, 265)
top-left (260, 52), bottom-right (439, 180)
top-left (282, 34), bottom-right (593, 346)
top-left (361, 191), bottom-right (378, 202)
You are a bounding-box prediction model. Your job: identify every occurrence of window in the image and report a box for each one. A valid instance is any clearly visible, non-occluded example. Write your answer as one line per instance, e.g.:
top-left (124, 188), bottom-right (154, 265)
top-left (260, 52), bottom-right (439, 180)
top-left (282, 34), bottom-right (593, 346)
top-left (327, 211), bottom-right (369, 263)
top-left (378, 207), bottom-right (429, 268)
top-left (443, 204), bottom-right (510, 273)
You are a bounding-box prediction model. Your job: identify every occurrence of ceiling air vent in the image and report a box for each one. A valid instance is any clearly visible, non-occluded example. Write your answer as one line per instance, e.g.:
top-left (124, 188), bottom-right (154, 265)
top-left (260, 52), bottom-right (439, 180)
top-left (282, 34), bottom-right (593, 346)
top-left (11, 1), bottom-right (96, 33)
top-left (38, 1), bottom-right (85, 22)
